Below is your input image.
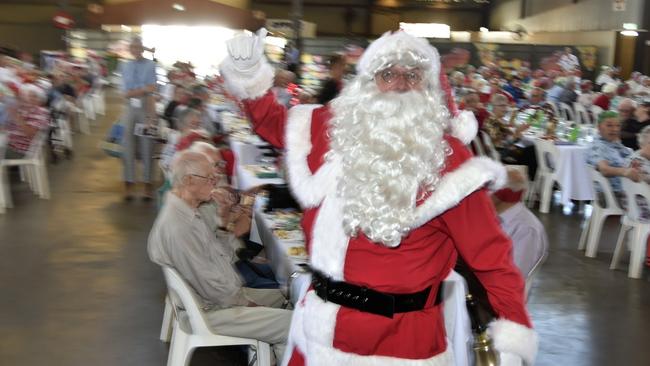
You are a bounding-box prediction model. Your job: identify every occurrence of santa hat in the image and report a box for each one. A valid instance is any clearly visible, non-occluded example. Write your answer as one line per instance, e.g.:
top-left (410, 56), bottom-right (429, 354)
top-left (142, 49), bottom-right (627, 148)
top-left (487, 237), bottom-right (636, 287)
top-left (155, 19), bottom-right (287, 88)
top-left (493, 166), bottom-right (528, 203)
top-left (356, 31), bottom-right (441, 82)
top-left (357, 30), bottom-right (478, 144)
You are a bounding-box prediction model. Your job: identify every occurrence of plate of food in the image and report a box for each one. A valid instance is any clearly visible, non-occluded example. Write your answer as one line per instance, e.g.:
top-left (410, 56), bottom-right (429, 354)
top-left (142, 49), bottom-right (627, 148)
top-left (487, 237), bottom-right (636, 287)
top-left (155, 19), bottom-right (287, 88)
top-left (287, 246), bottom-right (308, 261)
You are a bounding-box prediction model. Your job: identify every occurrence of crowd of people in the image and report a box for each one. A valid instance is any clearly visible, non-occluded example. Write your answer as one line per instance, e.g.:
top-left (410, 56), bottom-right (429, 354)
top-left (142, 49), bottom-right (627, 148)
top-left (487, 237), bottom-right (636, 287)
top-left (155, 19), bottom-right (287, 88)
top-left (3, 30), bottom-right (650, 366)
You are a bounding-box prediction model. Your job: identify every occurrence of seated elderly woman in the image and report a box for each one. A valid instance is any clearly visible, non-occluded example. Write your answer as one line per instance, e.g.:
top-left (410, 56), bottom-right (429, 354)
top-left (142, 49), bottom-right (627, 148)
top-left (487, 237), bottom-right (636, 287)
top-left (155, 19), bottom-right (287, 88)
top-left (587, 111), bottom-right (642, 206)
top-left (5, 84), bottom-right (50, 159)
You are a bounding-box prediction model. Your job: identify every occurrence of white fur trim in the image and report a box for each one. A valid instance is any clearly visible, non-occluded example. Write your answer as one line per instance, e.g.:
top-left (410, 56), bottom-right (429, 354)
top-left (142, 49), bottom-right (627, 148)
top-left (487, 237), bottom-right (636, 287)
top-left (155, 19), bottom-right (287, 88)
top-left (412, 157), bottom-right (507, 228)
top-left (449, 110), bottom-right (478, 145)
top-left (219, 57), bottom-right (274, 100)
top-left (488, 319), bottom-right (538, 365)
top-left (357, 31), bottom-right (440, 83)
top-left (284, 105), bottom-right (340, 209)
top-left (309, 191), bottom-right (349, 281)
top-left (290, 291), bottom-right (454, 366)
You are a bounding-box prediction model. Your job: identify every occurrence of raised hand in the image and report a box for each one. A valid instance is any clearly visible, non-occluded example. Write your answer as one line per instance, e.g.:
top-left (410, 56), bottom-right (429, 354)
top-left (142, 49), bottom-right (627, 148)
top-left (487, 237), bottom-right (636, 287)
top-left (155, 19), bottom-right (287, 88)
top-left (225, 28), bottom-right (268, 73)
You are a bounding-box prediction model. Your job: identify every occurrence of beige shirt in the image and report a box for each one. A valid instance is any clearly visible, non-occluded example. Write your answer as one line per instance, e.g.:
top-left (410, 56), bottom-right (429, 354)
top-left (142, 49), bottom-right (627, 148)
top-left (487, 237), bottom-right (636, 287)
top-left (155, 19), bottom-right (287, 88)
top-left (148, 192), bottom-right (249, 309)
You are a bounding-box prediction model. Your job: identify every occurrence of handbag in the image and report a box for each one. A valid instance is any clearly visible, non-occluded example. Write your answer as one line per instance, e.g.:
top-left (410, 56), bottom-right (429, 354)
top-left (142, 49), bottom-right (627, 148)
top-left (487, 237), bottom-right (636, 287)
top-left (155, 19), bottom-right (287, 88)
top-left (99, 122), bottom-right (125, 158)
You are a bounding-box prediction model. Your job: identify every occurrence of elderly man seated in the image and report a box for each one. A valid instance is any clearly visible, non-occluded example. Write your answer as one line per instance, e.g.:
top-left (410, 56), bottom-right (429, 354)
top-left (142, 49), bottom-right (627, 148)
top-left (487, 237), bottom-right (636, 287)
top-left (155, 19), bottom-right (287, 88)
top-left (491, 167), bottom-right (548, 278)
top-left (148, 150), bottom-right (291, 363)
top-left (587, 111), bottom-right (642, 207)
top-left (5, 84), bottom-right (50, 159)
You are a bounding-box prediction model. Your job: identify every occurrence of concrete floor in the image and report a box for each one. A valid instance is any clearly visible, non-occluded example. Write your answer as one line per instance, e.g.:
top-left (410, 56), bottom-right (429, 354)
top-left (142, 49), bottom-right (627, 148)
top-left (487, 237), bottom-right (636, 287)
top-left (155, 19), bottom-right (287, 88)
top-left (0, 92), bottom-right (648, 366)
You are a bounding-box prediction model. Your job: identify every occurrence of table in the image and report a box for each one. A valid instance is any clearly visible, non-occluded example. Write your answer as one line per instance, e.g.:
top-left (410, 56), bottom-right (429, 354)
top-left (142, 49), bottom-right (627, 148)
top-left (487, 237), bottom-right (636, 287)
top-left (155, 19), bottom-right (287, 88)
top-left (554, 144), bottom-right (594, 205)
top-left (229, 140), bottom-right (285, 190)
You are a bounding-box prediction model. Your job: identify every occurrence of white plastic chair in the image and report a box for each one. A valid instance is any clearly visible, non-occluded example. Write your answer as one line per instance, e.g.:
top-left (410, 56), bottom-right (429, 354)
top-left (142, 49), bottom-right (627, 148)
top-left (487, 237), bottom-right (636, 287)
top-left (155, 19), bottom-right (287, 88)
top-left (573, 102), bottom-right (593, 126)
top-left (1, 132), bottom-right (50, 212)
top-left (93, 87), bottom-right (106, 116)
top-left (531, 139), bottom-right (560, 213)
top-left (590, 105), bottom-right (604, 120)
top-left (160, 295), bottom-right (174, 342)
top-left (609, 178), bottom-right (650, 278)
top-left (559, 102), bottom-right (575, 122)
top-left (479, 131), bottom-right (500, 161)
top-left (162, 267), bottom-right (271, 366)
top-left (524, 249), bottom-right (548, 300)
top-left (81, 93), bottom-right (96, 122)
top-left (578, 167), bottom-right (624, 258)
top-left (546, 100), bottom-right (560, 117)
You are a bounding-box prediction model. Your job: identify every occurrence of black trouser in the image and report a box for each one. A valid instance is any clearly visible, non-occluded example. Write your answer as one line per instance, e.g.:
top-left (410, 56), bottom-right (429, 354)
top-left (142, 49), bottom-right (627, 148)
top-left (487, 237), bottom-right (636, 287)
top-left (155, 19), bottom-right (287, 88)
top-left (498, 145), bottom-right (537, 181)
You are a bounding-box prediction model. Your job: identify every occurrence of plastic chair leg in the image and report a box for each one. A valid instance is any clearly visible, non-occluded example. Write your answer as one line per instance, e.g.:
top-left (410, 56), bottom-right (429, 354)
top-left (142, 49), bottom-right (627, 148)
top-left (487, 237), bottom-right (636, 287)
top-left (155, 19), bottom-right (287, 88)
top-left (1, 167), bottom-right (13, 209)
top-left (539, 177), bottom-right (554, 213)
top-left (160, 296), bottom-right (174, 342)
top-left (610, 225), bottom-right (630, 269)
top-left (628, 227), bottom-right (650, 279)
top-left (36, 159), bottom-right (50, 199)
top-left (578, 215), bottom-right (591, 251)
top-left (167, 327), bottom-right (189, 366)
top-left (256, 342), bottom-right (272, 366)
top-left (585, 211), bottom-right (606, 258)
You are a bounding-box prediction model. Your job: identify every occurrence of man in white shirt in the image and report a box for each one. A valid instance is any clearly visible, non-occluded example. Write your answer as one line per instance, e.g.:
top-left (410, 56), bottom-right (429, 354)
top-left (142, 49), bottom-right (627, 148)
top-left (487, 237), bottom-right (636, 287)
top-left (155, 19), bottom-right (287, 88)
top-left (148, 151), bottom-right (291, 362)
top-left (558, 47), bottom-right (580, 73)
top-left (491, 168), bottom-right (548, 277)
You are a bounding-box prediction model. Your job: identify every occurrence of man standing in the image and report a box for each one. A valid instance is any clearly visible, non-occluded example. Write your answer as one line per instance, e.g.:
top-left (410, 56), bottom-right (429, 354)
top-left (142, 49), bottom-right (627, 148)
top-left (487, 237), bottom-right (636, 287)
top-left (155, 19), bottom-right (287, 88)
top-left (120, 37), bottom-right (157, 201)
top-left (558, 47), bottom-right (579, 73)
top-left (221, 30), bottom-right (537, 366)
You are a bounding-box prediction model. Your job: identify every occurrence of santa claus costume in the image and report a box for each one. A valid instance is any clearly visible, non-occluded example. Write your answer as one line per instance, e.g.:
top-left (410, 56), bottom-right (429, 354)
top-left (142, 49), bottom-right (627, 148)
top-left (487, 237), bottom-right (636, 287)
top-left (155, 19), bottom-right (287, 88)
top-left (220, 30), bottom-right (538, 366)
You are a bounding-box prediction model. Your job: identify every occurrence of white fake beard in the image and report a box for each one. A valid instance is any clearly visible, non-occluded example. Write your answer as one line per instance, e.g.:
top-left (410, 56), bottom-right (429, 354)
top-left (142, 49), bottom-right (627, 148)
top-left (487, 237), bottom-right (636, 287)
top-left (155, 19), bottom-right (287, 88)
top-left (329, 79), bottom-right (451, 247)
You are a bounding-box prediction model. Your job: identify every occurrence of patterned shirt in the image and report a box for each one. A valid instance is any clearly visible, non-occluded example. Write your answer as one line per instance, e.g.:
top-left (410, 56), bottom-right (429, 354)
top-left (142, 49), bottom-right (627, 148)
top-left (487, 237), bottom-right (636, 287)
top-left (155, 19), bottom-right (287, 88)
top-left (587, 136), bottom-right (633, 191)
top-left (483, 115), bottom-right (515, 149)
top-left (626, 151), bottom-right (650, 184)
top-left (7, 105), bottom-right (50, 154)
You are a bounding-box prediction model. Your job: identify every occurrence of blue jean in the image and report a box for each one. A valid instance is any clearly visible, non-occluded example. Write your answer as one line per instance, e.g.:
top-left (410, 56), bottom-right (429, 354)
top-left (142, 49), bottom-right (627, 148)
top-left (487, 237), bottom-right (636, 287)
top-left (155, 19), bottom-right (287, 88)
top-left (235, 260), bottom-right (279, 289)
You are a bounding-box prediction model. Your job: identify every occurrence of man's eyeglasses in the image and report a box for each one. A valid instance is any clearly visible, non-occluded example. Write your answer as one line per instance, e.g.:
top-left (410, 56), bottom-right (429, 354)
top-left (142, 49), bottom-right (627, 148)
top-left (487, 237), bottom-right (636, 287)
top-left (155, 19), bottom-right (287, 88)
top-left (189, 174), bottom-right (219, 183)
top-left (378, 68), bottom-right (423, 86)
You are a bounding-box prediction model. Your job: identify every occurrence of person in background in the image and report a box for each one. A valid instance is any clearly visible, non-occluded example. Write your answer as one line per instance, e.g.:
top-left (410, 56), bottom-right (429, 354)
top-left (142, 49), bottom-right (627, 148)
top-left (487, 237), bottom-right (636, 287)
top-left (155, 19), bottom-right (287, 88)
top-left (120, 36), bottom-right (157, 201)
top-left (558, 78), bottom-right (578, 106)
top-left (558, 47), bottom-right (580, 73)
top-left (163, 85), bottom-right (188, 130)
top-left (148, 151), bottom-right (291, 363)
top-left (596, 66), bottom-right (617, 90)
top-left (450, 70), bottom-right (471, 103)
top-left (461, 90), bottom-right (489, 129)
top-left (593, 82), bottom-right (618, 111)
top-left (624, 125), bottom-right (650, 268)
top-left (618, 98), bottom-right (648, 150)
top-left (491, 168), bottom-right (548, 278)
top-left (578, 80), bottom-right (596, 108)
top-left (316, 53), bottom-right (346, 105)
top-left (546, 77), bottom-right (566, 103)
top-left (5, 84), bottom-right (50, 159)
top-left (190, 84), bottom-right (218, 135)
top-left (587, 111), bottom-right (642, 206)
top-left (503, 76), bottom-right (525, 106)
top-left (524, 87), bottom-right (548, 108)
top-left (271, 69), bottom-right (295, 108)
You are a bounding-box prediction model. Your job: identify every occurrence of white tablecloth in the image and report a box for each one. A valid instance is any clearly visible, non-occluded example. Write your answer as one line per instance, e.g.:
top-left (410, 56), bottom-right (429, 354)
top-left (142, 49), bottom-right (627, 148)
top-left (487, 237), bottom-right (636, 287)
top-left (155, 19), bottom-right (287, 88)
top-left (229, 140), bottom-right (285, 190)
top-left (554, 144), bottom-right (594, 205)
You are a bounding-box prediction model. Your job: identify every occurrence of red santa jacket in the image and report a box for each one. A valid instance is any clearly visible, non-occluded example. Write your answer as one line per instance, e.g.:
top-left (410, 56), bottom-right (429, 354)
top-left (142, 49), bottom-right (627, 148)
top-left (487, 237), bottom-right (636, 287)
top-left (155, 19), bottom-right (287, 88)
top-left (242, 92), bottom-right (537, 366)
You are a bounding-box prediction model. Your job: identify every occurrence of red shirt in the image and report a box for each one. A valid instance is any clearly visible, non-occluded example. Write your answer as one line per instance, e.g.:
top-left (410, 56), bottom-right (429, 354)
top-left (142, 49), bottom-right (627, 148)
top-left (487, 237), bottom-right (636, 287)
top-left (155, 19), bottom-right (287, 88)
top-left (593, 94), bottom-right (611, 110)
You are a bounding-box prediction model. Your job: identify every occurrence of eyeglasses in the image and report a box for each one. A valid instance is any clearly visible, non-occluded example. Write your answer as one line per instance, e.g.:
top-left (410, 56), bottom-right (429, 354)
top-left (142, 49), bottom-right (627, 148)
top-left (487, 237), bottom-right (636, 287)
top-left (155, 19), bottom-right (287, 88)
top-left (378, 68), bottom-right (423, 86)
top-left (189, 174), bottom-right (219, 183)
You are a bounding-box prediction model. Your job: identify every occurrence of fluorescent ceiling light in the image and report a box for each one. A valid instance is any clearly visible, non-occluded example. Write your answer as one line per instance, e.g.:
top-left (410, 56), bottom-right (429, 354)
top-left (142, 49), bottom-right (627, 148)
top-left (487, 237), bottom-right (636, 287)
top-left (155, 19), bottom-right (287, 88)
top-left (621, 30), bottom-right (638, 37)
top-left (172, 3), bottom-right (185, 11)
top-left (479, 27), bottom-right (489, 33)
top-left (399, 22), bottom-right (450, 39)
top-left (623, 23), bottom-right (638, 30)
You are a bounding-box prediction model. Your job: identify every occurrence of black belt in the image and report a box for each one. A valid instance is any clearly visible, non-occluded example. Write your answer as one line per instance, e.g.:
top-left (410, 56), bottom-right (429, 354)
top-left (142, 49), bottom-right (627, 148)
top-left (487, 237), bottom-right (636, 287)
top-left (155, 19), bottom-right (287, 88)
top-left (311, 269), bottom-right (442, 318)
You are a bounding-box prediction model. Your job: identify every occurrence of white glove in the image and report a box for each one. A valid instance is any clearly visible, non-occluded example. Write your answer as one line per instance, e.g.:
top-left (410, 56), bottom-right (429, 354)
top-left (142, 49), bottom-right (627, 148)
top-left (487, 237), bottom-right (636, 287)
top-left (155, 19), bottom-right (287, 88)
top-left (226, 28), bottom-right (268, 73)
top-left (500, 352), bottom-right (525, 366)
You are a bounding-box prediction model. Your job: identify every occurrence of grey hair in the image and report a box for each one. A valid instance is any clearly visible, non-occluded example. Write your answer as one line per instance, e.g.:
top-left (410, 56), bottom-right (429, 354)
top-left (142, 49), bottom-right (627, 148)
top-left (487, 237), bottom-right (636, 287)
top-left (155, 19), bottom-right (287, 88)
top-left (170, 151), bottom-right (209, 187)
top-left (178, 108), bottom-right (201, 129)
top-left (490, 93), bottom-right (508, 105)
top-left (188, 141), bottom-right (219, 162)
top-left (638, 125), bottom-right (650, 147)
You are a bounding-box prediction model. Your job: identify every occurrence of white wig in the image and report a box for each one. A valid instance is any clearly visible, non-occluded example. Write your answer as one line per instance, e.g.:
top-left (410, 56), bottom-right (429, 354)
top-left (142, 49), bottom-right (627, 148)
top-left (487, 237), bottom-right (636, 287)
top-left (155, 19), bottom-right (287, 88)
top-left (329, 32), bottom-right (452, 247)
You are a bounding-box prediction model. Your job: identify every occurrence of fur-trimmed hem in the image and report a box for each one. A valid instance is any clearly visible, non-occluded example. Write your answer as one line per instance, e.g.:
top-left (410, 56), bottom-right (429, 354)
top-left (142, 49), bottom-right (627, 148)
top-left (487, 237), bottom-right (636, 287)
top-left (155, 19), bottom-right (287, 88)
top-left (412, 157), bottom-right (506, 228)
top-left (488, 319), bottom-right (538, 365)
top-left (284, 105), bottom-right (339, 209)
top-left (296, 339), bottom-right (454, 366)
top-left (449, 110), bottom-right (478, 145)
top-left (219, 58), bottom-right (274, 100)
